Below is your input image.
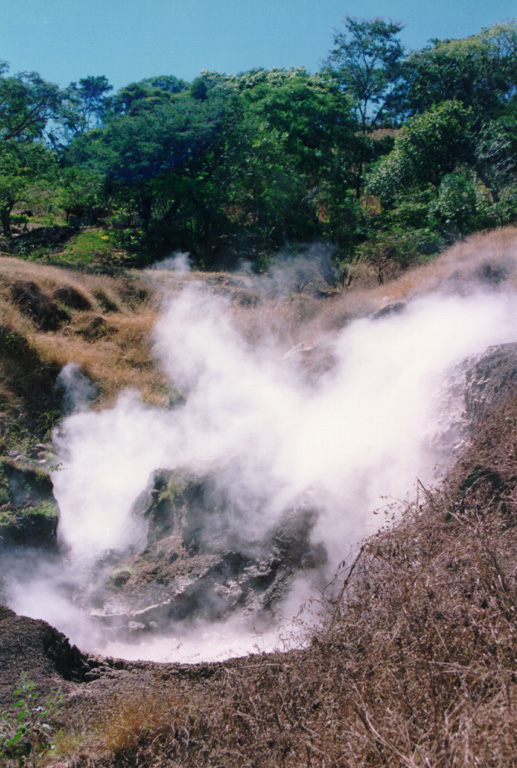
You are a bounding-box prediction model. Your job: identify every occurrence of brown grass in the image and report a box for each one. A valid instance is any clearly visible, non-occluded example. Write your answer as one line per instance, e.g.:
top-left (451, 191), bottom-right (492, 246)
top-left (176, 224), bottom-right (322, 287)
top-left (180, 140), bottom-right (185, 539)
top-left (31, 308), bottom-right (166, 405)
top-left (373, 225), bottom-right (517, 303)
top-left (0, 257), bottom-right (170, 445)
top-left (2, 227), bottom-right (516, 429)
top-left (227, 227), bottom-right (517, 355)
top-left (104, 688), bottom-right (208, 766)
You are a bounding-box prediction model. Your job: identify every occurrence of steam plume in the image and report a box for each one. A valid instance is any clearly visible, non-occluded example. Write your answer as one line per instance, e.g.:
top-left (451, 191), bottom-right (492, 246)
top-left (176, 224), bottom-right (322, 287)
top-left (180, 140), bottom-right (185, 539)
top-left (51, 284), bottom-right (517, 566)
top-left (8, 248), bottom-right (517, 660)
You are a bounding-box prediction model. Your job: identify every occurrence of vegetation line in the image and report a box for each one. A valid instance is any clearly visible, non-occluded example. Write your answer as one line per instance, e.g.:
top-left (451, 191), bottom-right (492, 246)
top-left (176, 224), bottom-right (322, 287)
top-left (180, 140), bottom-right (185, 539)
top-left (0, 18), bottom-right (515, 274)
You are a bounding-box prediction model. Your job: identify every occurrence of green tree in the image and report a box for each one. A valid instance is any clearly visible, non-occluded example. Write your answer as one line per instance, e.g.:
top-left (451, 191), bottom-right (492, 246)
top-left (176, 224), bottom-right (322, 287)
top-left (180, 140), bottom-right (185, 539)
top-left (56, 166), bottom-right (104, 224)
top-left (474, 115), bottom-right (517, 206)
top-left (109, 75), bottom-right (188, 116)
top-left (431, 171), bottom-right (479, 236)
top-left (141, 75), bottom-right (188, 95)
top-left (402, 21), bottom-right (517, 119)
top-left (62, 75), bottom-right (112, 135)
top-left (227, 68), bottom-right (359, 249)
top-left (0, 140), bottom-right (57, 236)
top-left (0, 64), bottom-right (62, 142)
top-left (325, 17), bottom-right (405, 133)
top-left (68, 74), bottom-right (236, 258)
top-left (367, 101), bottom-right (474, 202)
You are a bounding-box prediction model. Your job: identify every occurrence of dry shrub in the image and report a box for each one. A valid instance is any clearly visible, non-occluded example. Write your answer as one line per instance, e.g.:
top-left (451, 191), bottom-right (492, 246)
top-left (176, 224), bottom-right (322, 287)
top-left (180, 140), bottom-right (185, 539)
top-left (203, 487), bottom-right (517, 765)
top-left (214, 397), bottom-right (517, 767)
top-left (310, 500), bottom-right (517, 767)
top-left (99, 507), bottom-right (517, 767)
top-left (104, 686), bottom-right (212, 768)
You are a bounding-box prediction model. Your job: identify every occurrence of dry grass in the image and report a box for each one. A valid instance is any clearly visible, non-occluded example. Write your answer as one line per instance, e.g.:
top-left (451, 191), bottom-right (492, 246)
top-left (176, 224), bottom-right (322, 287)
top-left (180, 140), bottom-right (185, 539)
top-left (0, 257), bottom-right (170, 449)
top-left (0, 257), bottom-right (126, 311)
top-left (373, 226), bottom-right (517, 304)
top-left (32, 308), bottom-right (166, 405)
top-left (103, 686), bottom-right (215, 768)
top-left (227, 227), bottom-right (517, 355)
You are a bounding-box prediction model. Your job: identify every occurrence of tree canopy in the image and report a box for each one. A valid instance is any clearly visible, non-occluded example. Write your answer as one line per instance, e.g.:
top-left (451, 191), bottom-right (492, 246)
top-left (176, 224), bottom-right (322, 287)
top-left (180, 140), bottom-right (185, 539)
top-left (401, 21), bottom-right (517, 118)
top-left (0, 64), bottom-right (62, 142)
top-left (325, 18), bottom-right (405, 133)
top-left (0, 18), bottom-right (515, 273)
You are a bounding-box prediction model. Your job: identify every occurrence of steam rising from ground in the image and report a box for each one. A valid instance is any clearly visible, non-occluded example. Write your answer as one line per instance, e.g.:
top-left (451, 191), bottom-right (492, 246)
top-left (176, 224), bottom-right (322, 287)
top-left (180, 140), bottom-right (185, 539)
top-left (53, 285), bottom-right (517, 565)
top-left (8, 246), bottom-right (517, 660)
top-left (153, 251), bottom-right (191, 272)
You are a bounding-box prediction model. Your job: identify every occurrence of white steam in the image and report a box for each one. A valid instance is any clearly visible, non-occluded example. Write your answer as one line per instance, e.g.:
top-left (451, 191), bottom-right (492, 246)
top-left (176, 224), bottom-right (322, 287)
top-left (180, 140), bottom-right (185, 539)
top-left (53, 284), bottom-right (517, 568)
top-left (8, 270), bottom-right (517, 661)
top-left (153, 251), bottom-right (191, 272)
top-left (55, 362), bottom-right (98, 415)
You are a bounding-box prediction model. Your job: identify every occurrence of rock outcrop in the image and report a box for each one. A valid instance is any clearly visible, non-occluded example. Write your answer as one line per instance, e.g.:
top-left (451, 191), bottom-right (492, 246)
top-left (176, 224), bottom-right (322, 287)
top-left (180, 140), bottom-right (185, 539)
top-left (465, 342), bottom-right (517, 423)
top-left (0, 458), bottom-right (58, 550)
top-left (87, 468), bottom-right (327, 638)
top-left (0, 605), bottom-right (88, 711)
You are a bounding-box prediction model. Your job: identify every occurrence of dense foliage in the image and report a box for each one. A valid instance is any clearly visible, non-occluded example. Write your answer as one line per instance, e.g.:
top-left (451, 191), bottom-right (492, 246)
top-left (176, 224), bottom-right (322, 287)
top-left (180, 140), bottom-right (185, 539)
top-left (0, 18), bottom-right (516, 272)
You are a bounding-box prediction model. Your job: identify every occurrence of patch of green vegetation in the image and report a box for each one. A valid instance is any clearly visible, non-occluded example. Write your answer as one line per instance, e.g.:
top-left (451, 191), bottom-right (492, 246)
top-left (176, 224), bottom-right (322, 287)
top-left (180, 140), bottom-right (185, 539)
top-left (0, 423), bottom-right (35, 457)
top-left (0, 460), bottom-right (57, 526)
top-left (61, 229), bottom-right (114, 265)
top-left (30, 500), bottom-right (58, 519)
top-left (0, 501), bottom-right (57, 528)
top-left (34, 408), bottom-right (62, 442)
top-left (46, 728), bottom-right (89, 762)
top-left (0, 508), bottom-right (16, 526)
top-left (0, 672), bottom-right (63, 764)
top-left (0, 405), bottom-right (62, 455)
top-left (0, 464), bottom-right (9, 506)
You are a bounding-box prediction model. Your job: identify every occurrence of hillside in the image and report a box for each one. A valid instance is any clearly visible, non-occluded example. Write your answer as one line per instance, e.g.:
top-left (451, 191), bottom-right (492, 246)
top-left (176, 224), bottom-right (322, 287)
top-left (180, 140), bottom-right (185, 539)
top-left (2, 227), bottom-right (516, 448)
top-left (0, 228), bottom-right (517, 766)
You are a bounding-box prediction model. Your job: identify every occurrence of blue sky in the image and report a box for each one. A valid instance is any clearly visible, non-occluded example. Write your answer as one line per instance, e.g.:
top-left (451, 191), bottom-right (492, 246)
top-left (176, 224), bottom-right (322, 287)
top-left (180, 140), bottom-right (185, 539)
top-left (2, 0), bottom-right (516, 91)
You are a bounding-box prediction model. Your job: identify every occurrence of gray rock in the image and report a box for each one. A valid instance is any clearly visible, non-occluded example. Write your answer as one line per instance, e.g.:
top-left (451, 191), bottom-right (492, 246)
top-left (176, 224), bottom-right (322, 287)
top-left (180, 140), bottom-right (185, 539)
top-left (465, 342), bottom-right (517, 424)
top-left (373, 301), bottom-right (406, 320)
top-left (90, 470), bottom-right (327, 637)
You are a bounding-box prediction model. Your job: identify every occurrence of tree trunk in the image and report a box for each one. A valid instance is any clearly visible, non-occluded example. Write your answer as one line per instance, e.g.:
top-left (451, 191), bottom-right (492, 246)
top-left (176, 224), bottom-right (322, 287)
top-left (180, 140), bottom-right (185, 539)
top-left (0, 206), bottom-right (12, 237)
